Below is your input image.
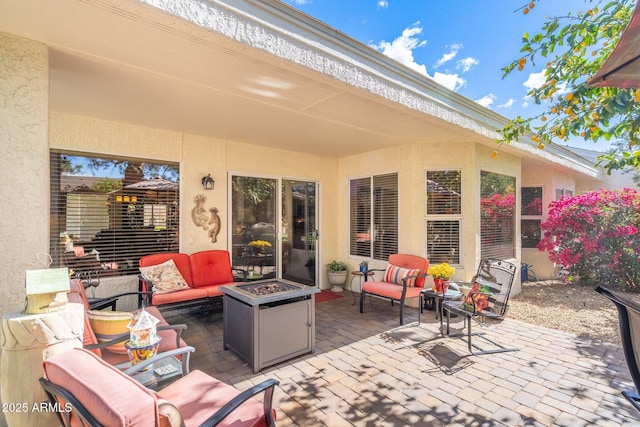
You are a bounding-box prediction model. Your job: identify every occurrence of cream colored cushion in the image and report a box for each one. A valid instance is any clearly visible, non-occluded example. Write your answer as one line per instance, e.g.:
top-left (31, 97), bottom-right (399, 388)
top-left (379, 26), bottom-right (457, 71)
top-left (87, 310), bottom-right (133, 354)
top-left (157, 398), bottom-right (185, 427)
top-left (140, 259), bottom-right (190, 295)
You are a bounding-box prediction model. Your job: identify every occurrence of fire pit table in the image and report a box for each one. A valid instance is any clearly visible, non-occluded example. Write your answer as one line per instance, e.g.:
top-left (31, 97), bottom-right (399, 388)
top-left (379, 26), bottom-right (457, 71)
top-left (220, 279), bottom-right (320, 373)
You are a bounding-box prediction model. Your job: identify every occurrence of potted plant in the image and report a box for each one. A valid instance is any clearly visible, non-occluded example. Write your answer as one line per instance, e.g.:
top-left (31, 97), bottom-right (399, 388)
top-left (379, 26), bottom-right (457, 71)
top-left (427, 262), bottom-right (456, 293)
top-left (326, 261), bottom-right (348, 292)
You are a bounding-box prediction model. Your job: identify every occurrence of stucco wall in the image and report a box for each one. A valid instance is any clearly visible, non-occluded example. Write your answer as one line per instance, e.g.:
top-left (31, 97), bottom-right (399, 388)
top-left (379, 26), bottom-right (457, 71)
top-left (49, 113), bottom-right (340, 287)
top-left (0, 33), bottom-right (49, 317)
top-left (521, 168), bottom-right (576, 280)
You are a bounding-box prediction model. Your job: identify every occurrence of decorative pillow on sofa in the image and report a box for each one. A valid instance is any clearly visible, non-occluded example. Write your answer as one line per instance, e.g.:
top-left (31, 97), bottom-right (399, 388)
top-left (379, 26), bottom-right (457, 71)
top-left (384, 265), bottom-right (420, 287)
top-left (87, 310), bottom-right (133, 354)
top-left (139, 259), bottom-right (190, 295)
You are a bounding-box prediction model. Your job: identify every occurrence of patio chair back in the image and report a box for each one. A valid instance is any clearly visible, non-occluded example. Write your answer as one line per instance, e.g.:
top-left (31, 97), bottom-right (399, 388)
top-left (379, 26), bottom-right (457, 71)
top-left (595, 285), bottom-right (640, 412)
top-left (473, 258), bottom-right (517, 319)
top-left (441, 258), bottom-right (518, 356)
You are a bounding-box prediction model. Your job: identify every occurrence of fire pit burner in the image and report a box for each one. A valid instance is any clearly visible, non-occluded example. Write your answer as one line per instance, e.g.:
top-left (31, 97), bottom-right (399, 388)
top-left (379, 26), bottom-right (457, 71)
top-left (238, 282), bottom-right (299, 296)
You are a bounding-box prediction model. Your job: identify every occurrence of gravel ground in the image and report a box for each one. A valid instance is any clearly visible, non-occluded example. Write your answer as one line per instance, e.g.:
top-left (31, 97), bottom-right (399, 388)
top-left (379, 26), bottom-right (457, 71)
top-left (508, 280), bottom-right (622, 344)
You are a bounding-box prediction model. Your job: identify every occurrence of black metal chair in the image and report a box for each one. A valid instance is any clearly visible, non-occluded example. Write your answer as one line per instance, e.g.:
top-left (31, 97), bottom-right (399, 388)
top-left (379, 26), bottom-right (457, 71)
top-left (441, 258), bottom-right (519, 356)
top-left (595, 285), bottom-right (640, 412)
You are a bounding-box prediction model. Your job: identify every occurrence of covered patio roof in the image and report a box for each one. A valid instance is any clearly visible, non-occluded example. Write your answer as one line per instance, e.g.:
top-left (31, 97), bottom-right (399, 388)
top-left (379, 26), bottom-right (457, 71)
top-left (1, 0), bottom-right (598, 176)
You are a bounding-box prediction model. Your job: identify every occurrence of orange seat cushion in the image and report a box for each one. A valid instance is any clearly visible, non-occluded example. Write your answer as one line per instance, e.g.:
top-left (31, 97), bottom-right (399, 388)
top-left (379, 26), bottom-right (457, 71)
top-left (43, 348), bottom-right (158, 427)
top-left (189, 250), bottom-right (234, 288)
top-left (152, 287), bottom-right (209, 305)
top-left (362, 282), bottom-right (424, 300)
top-left (158, 370), bottom-right (272, 427)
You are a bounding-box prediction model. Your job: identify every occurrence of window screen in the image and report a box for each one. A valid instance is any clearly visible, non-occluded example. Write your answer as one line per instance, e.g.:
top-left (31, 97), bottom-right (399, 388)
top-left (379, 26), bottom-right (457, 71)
top-left (350, 173), bottom-right (398, 260)
top-left (426, 220), bottom-right (460, 264)
top-left (480, 171), bottom-right (515, 259)
top-left (50, 151), bottom-right (179, 277)
top-left (426, 170), bottom-right (461, 264)
top-left (521, 186), bottom-right (543, 249)
top-left (427, 170), bottom-right (461, 215)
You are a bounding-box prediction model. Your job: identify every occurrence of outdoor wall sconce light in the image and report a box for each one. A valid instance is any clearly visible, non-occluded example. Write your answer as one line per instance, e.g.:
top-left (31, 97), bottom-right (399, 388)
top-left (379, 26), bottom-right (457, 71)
top-left (201, 174), bottom-right (215, 190)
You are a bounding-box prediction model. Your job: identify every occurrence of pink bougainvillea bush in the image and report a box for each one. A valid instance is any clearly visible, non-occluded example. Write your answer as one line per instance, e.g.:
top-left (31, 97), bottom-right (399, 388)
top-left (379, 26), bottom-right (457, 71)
top-left (538, 188), bottom-right (640, 290)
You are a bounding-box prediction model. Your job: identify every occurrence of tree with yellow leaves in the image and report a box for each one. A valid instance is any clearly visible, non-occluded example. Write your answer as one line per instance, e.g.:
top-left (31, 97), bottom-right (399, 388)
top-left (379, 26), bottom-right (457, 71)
top-left (498, 0), bottom-right (640, 173)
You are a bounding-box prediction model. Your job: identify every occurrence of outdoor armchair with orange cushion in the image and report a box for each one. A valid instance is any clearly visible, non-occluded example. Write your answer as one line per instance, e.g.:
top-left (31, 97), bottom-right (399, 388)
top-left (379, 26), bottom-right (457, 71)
top-left (40, 347), bottom-right (278, 427)
top-left (359, 254), bottom-right (430, 325)
top-left (67, 279), bottom-right (192, 375)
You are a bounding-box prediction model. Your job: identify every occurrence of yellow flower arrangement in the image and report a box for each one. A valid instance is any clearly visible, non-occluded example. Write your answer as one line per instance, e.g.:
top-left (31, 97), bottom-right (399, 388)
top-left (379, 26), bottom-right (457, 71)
top-left (427, 262), bottom-right (456, 280)
top-left (248, 240), bottom-right (272, 252)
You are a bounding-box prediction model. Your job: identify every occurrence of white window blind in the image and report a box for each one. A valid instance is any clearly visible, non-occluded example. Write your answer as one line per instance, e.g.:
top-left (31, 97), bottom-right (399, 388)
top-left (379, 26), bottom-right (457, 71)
top-left (426, 171), bottom-right (461, 215)
top-left (480, 171), bottom-right (515, 259)
top-left (426, 170), bottom-right (461, 264)
top-left (426, 220), bottom-right (460, 264)
top-left (350, 173), bottom-right (398, 260)
top-left (50, 151), bottom-right (179, 277)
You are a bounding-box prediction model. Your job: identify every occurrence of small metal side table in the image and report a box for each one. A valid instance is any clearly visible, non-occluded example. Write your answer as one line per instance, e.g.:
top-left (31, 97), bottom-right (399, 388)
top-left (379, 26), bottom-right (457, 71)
top-left (421, 286), bottom-right (463, 321)
top-left (116, 355), bottom-right (184, 390)
top-left (349, 270), bottom-right (375, 305)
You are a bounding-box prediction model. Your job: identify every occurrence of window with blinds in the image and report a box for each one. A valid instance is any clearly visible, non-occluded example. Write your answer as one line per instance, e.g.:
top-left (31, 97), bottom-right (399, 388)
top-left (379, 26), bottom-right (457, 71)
top-left (426, 170), bottom-right (461, 264)
top-left (50, 150), bottom-right (180, 278)
top-left (521, 187), bottom-right (543, 249)
top-left (480, 171), bottom-right (515, 259)
top-left (349, 173), bottom-right (398, 260)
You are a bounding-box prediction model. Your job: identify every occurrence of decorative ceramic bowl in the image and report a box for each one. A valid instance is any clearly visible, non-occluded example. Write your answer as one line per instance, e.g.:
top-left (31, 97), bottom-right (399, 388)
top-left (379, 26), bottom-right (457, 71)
top-left (125, 338), bottom-right (161, 369)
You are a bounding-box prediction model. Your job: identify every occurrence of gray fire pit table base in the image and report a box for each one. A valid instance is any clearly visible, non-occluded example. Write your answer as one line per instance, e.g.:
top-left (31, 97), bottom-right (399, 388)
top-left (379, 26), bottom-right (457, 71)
top-left (221, 279), bottom-right (319, 373)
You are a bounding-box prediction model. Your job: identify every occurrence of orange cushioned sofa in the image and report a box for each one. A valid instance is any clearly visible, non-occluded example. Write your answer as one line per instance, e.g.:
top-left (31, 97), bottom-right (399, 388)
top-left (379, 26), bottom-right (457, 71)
top-left (139, 250), bottom-right (242, 311)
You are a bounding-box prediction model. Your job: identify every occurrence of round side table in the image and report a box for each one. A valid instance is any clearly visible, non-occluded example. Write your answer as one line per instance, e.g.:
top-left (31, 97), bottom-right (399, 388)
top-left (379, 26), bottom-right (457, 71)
top-left (349, 270), bottom-right (375, 305)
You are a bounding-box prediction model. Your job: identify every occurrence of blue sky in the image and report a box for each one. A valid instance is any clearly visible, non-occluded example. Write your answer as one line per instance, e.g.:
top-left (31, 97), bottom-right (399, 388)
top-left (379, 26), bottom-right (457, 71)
top-left (284, 0), bottom-right (611, 151)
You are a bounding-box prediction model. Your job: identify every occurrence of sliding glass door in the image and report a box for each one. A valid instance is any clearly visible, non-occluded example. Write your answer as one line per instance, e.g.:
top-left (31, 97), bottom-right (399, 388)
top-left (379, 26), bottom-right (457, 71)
top-left (230, 176), bottom-right (318, 285)
top-left (282, 180), bottom-right (317, 286)
top-left (231, 176), bottom-right (277, 280)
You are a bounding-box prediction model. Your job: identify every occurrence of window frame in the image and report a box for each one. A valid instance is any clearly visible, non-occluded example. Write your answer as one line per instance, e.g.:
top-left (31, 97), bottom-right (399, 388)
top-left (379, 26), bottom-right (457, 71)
top-left (521, 186), bottom-right (543, 250)
top-left (49, 150), bottom-right (180, 277)
top-left (349, 173), bottom-right (398, 261)
top-left (425, 169), bottom-right (462, 265)
top-left (480, 170), bottom-right (516, 260)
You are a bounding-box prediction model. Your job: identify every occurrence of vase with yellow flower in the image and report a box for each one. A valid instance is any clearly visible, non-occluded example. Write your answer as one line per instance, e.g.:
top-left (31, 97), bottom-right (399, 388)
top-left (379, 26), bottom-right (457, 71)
top-left (247, 240), bottom-right (272, 255)
top-left (427, 262), bottom-right (456, 293)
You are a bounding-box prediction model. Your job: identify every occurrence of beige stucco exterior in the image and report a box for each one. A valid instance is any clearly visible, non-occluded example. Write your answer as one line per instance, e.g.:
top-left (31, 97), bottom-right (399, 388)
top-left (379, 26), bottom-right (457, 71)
top-left (0, 33), bottom-right (50, 313)
top-left (0, 0), bottom-right (631, 322)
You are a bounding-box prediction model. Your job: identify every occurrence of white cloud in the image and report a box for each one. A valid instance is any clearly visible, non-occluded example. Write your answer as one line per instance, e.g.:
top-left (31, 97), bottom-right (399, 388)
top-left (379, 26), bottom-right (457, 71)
top-left (456, 57), bottom-right (478, 73)
top-left (432, 72), bottom-right (466, 92)
top-left (523, 70), bottom-right (546, 90)
top-left (370, 23), bottom-right (428, 76)
top-left (475, 93), bottom-right (497, 108)
top-left (377, 1), bottom-right (388, 8)
top-left (434, 43), bottom-right (462, 69)
top-left (498, 99), bottom-right (514, 109)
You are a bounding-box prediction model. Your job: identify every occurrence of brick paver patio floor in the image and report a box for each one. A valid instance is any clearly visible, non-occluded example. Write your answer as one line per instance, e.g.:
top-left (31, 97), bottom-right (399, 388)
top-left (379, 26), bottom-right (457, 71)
top-left (163, 291), bottom-right (640, 426)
